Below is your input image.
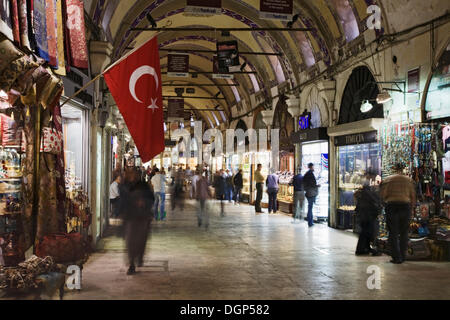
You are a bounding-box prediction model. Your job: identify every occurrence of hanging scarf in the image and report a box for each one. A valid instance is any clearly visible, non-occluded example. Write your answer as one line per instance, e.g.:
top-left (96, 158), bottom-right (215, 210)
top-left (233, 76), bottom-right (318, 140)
top-left (33, 0), bottom-right (49, 62)
top-left (18, 0), bottom-right (31, 49)
top-left (65, 0), bottom-right (88, 69)
top-left (45, 0), bottom-right (58, 67)
top-left (52, 103), bottom-right (67, 225)
top-left (54, 0), bottom-right (66, 75)
top-left (0, 0), bottom-right (14, 40)
top-left (11, 0), bottom-right (21, 45)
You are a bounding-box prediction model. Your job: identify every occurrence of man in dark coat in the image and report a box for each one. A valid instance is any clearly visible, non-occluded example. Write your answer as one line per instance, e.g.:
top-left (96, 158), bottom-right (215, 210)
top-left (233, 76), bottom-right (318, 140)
top-left (119, 168), bottom-right (154, 275)
top-left (303, 163), bottom-right (320, 227)
top-left (354, 171), bottom-right (382, 256)
top-left (233, 169), bottom-right (244, 205)
top-left (214, 170), bottom-right (226, 217)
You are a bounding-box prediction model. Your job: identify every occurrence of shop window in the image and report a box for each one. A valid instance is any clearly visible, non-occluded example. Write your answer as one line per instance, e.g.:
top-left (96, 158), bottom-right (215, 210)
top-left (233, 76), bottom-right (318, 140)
top-left (425, 44), bottom-right (450, 120)
top-left (330, 0), bottom-right (360, 42)
top-left (61, 104), bottom-right (88, 192)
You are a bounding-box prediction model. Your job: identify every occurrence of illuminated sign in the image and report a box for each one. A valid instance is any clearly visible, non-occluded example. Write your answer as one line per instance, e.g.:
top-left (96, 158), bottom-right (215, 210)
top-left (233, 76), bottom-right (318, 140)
top-left (298, 111), bottom-right (311, 130)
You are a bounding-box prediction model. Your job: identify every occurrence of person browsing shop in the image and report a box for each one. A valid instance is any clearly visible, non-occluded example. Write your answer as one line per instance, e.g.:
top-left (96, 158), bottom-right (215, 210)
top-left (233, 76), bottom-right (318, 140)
top-left (303, 163), bottom-right (320, 227)
top-left (109, 171), bottom-right (122, 218)
top-left (254, 164), bottom-right (265, 213)
top-left (291, 167), bottom-right (305, 221)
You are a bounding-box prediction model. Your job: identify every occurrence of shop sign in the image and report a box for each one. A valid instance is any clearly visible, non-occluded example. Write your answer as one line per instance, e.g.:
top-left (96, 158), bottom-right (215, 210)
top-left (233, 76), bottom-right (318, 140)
top-left (185, 0), bottom-right (222, 16)
top-left (408, 68), bottom-right (420, 93)
top-left (298, 111), bottom-right (311, 130)
top-left (167, 98), bottom-right (184, 121)
top-left (260, 0), bottom-right (293, 21)
top-left (216, 41), bottom-right (240, 73)
top-left (213, 55), bottom-right (234, 80)
top-left (335, 131), bottom-right (378, 146)
top-left (290, 127), bottom-right (328, 144)
top-left (167, 54), bottom-right (189, 78)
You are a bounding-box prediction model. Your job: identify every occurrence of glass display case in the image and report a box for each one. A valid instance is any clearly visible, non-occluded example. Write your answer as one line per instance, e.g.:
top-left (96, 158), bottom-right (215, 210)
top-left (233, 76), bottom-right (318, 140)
top-left (337, 142), bottom-right (381, 211)
top-left (302, 142), bottom-right (329, 219)
top-left (278, 153), bottom-right (294, 210)
top-left (242, 153), bottom-right (252, 202)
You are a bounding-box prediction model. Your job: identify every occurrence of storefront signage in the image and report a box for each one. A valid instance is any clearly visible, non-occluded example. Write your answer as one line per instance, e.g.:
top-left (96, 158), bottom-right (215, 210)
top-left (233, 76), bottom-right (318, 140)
top-left (167, 98), bottom-right (184, 121)
top-left (216, 41), bottom-right (240, 73)
top-left (213, 55), bottom-right (234, 80)
top-left (186, 0), bottom-right (222, 15)
top-left (167, 54), bottom-right (189, 78)
top-left (290, 127), bottom-right (328, 144)
top-left (408, 68), bottom-right (420, 93)
top-left (260, 0), bottom-right (293, 21)
top-left (298, 111), bottom-right (311, 130)
top-left (334, 131), bottom-right (378, 146)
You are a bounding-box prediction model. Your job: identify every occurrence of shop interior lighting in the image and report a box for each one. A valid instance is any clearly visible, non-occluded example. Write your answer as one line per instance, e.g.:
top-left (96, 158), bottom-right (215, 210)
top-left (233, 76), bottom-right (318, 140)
top-left (360, 100), bottom-right (374, 113)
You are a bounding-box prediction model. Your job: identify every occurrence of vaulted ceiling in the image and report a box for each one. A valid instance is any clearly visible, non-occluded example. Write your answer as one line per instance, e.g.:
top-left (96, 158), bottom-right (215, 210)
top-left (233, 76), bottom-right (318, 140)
top-left (86, 0), bottom-right (450, 128)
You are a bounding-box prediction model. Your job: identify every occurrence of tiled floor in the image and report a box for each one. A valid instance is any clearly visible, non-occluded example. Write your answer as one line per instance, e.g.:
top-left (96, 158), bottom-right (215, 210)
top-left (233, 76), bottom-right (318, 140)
top-left (64, 199), bottom-right (450, 300)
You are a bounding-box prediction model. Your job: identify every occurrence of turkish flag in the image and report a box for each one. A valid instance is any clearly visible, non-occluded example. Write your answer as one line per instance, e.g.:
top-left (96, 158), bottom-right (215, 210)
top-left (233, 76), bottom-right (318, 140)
top-left (103, 37), bottom-right (165, 163)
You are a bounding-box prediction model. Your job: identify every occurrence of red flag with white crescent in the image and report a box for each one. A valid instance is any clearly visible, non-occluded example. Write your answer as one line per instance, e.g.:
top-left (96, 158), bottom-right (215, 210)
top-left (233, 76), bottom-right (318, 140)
top-left (103, 37), bottom-right (165, 163)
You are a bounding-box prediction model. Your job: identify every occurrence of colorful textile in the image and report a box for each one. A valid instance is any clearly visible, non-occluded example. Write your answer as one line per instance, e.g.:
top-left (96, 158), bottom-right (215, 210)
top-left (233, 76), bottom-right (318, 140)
top-left (45, 0), bottom-right (58, 67)
top-left (18, 0), bottom-right (30, 48)
top-left (0, 1), bottom-right (14, 40)
top-left (54, 0), bottom-right (66, 76)
top-left (33, 0), bottom-right (49, 62)
top-left (11, 0), bottom-right (20, 45)
top-left (65, 0), bottom-right (88, 69)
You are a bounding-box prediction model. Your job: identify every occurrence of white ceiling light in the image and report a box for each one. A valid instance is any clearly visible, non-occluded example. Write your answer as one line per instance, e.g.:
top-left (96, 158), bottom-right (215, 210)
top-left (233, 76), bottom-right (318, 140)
top-left (376, 91), bottom-right (392, 104)
top-left (360, 100), bottom-right (373, 113)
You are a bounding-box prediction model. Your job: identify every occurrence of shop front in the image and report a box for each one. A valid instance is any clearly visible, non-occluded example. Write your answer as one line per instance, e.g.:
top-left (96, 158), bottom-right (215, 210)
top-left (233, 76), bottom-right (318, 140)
top-left (291, 127), bottom-right (330, 222)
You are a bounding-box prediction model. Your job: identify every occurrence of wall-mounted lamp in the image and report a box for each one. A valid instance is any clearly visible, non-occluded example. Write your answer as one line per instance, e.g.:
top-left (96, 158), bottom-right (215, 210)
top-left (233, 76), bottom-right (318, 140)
top-left (360, 100), bottom-right (374, 113)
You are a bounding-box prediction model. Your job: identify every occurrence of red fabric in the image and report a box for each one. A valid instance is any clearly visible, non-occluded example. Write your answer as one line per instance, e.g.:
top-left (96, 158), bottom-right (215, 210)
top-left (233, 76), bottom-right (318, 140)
top-left (11, 0), bottom-right (20, 45)
top-left (36, 233), bottom-right (84, 263)
top-left (65, 0), bottom-right (88, 69)
top-left (104, 37), bottom-right (165, 163)
top-left (45, 0), bottom-right (58, 67)
top-left (0, 113), bottom-right (21, 147)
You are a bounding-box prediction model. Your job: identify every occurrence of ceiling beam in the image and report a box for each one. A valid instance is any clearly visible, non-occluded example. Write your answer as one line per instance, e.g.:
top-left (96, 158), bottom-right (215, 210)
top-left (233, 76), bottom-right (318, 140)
top-left (162, 71), bottom-right (256, 75)
top-left (159, 48), bottom-right (282, 56)
top-left (162, 83), bottom-right (239, 87)
top-left (131, 27), bottom-right (312, 32)
top-left (163, 95), bottom-right (226, 100)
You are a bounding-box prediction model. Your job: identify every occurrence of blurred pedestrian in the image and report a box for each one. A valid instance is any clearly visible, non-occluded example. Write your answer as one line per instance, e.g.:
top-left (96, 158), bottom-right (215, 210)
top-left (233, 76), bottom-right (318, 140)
top-left (151, 168), bottom-right (167, 221)
top-left (304, 163), bottom-right (320, 227)
top-left (196, 173), bottom-right (212, 230)
top-left (225, 169), bottom-right (233, 203)
top-left (214, 170), bottom-right (226, 217)
top-left (354, 170), bottom-right (382, 256)
top-left (233, 169), bottom-right (243, 205)
top-left (110, 170), bottom-right (122, 218)
top-left (119, 168), bottom-right (154, 275)
top-left (254, 164), bottom-right (265, 213)
top-left (191, 169), bottom-right (201, 199)
top-left (380, 163), bottom-right (416, 264)
top-left (171, 168), bottom-right (185, 211)
top-left (266, 168), bottom-right (279, 214)
top-left (291, 167), bottom-right (305, 221)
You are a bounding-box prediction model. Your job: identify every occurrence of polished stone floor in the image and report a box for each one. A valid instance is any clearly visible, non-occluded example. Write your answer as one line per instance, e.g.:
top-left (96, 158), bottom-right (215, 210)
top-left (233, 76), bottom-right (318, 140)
top-left (64, 199), bottom-right (450, 300)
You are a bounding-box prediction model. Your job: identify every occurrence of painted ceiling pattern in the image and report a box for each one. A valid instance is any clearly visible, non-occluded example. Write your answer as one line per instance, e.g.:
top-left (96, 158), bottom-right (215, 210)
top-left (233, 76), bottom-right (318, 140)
top-left (86, 0), bottom-right (438, 128)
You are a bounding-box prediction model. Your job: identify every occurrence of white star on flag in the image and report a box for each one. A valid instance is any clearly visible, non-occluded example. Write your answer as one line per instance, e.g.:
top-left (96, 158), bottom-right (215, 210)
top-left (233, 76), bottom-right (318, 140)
top-left (148, 98), bottom-right (159, 112)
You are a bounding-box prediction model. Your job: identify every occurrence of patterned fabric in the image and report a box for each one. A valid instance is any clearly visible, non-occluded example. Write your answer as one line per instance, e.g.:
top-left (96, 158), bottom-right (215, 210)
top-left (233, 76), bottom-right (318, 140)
top-left (11, 0), bottom-right (21, 45)
top-left (0, 55), bottom-right (39, 92)
top-left (40, 126), bottom-right (63, 154)
top-left (45, 0), bottom-right (58, 67)
top-left (65, 0), bottom-right (88, 69)
top-left (0, 33), bottom-right (24, 74)
top-left (33, 0), bottom-right (49, 62)
top-left (37, 108), bottom-right (65, 242)
top-left (0, 0), bottom-right (13, 41)
top-left (18, 0), bottom-right (30, 49)
top-left (52, 104), bottom-right (67, 230)
top-left (54, 0), bottom-right (66, 76)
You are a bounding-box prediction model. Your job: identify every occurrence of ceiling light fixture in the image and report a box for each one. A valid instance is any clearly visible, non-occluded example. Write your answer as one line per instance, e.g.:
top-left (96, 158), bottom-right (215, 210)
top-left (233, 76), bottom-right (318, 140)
top-left (376, 91), bottom-right (393, 104)
top-left (360, 100), bottom-right (374, 113)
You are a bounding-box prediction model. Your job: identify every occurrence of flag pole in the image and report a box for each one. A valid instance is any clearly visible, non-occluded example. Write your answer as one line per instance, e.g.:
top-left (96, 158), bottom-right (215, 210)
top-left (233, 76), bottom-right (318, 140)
top-left (60, 33), bottom-right (161, 108)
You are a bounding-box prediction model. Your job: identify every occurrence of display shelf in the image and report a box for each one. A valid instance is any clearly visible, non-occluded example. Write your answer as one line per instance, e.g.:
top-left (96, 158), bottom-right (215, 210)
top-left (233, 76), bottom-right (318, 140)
top-left (0, 178), bottom-right (22, 181)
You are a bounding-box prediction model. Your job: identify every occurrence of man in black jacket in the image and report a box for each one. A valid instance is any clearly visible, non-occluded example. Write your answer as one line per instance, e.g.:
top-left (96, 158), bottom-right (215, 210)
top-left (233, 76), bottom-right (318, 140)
top-left (303, 163), bottom-right (320, 227)
top-left (233, 169), bottom-right (244, 205)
